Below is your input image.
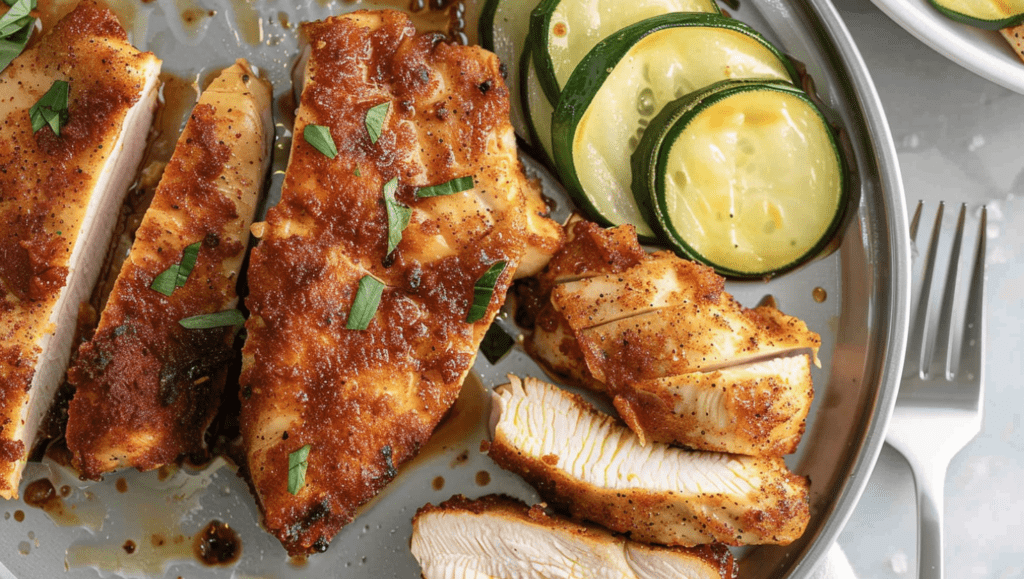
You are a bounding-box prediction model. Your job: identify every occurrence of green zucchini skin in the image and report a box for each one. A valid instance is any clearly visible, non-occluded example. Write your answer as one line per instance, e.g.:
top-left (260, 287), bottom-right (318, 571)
top-left (631, 79), bottom-right (848, 279)
top-left (478, 0), bottom-right (501, 51)
top-left (551, 13), bottom-right (799, 243)
top-left (529, 0), bottom-right (723, 106)
top-left (928, 0), bottom-right (1024, 31)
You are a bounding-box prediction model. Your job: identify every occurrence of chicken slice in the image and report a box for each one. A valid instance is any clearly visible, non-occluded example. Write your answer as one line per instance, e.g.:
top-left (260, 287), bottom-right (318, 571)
top-left (488, 376), bottom-right (810, 547)
top-left (239, 10), bottom-right (559, 555)
top-left (0, 2), bottom-right (161, 499)
top-left (411, 494), bottom-right (738, 579)
top-left (613, 355), bottom-right (813, 454)
top-left (552, 252), bottom-right (725, 330)
top-left (576, 300), bottom-right (819, 385)
top-left (518, 219), bottom-right (645, 390)
top-left (63, 60), bottom-right (272, 479)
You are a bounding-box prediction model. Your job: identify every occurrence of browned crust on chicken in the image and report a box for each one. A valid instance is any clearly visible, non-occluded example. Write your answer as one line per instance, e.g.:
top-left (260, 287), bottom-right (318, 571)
top-left (64, 61), bottom-right (272, 479)
top-left (0, 1), bottom-right (160, 498)
top-left (613, 355), bottom-right (813, 454)
top-left (239, 10), bottom-right (554, 555)
top-left (488, 377), bottom-right (811, 547)
top-left (413, 494), bottom-right (738, 579)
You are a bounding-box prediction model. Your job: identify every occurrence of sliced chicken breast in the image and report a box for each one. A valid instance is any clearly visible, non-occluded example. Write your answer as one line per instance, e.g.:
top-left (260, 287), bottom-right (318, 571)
top-left (488, 376), bottom-right (810, 547)
top-left (63, 60), bottom-right (273, 479)
top-left (613, 355), bottom-right (814, 454)
top-left (239, 10), bottom-right (559, 555)
top-left (0, 1), bottom-right (161, 499)
top-left (411, 494), bottom-right (738, 579)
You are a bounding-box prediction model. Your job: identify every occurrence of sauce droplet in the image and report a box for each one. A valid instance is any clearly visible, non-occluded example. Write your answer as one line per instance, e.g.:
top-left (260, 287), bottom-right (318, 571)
top-left (431, 476), bottom-right (444, 491)
top-left (13, 510), bottom-right (24, 522)
top-left (24, 479), bottom-right (58, 508)
top-left (193, 520), bottom-right (242, 566)
top-left (475, 471), bottom-right (490, 486)
top-left (115, 478), bottom-right (129, 493)
top-left (813, 287), bottom-right (827, 303)
top-left (123, 540), bottom-right (136, 554)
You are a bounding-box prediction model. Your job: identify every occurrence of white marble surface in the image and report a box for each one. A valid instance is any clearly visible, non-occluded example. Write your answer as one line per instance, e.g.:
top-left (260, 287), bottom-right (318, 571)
top-left (829, 1), bottom-right (1024, 575)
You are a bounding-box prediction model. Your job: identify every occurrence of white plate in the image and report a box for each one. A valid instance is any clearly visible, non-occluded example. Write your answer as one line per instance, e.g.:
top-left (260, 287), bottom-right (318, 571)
top-left (869, 0), bottom-right (1024, 93)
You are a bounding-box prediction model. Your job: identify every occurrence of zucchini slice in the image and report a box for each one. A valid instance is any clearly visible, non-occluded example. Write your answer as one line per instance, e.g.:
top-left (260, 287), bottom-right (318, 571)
top-left (929, 0), bottom-right (1024, 30)
top-left (551, 13), bottom-right (797, 240)
top-left (521, 44), bottom-right (557, 167)
top-left (479, 0), bottom-right (538, 142)
top-left (530, 0), bottom-right (721, 104)
top-left (631, 79), bottom-right (845, 278)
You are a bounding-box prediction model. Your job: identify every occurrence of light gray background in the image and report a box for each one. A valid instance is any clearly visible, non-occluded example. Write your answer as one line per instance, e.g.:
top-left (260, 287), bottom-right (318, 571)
top-left (832, 0), bottom-right (1024, 576)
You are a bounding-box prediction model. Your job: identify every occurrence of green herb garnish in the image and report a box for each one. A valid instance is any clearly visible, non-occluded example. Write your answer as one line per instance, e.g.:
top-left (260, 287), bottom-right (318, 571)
top-left (179, 309), bottom-right (246, 330)
top-left (480, 323), bottom-right (515, 364)
top-left (346, 275), bottom-right (385, 330)
top-left (466, 261), bottom-right (507, 323)
top-left (0, 0), bottom-right (34, 75)
top-left (415, 176), bottom-right (475, 198)
top-left (365, 102), bottom-right (389, 144)
top-left (415, 176), bottom-right (475, 199)
top-left (29, 79), bottom-right (69, 136)
top-left (383, 177), bottom-right (410, 259)
top-left (287, 444), bottom-right (311, 495)
top-left (303, 124), bottom-right (337, 159)
top-left (150, 241), bottom-right (201, 296)
top-left (354, 166), bottom-right (361, 177)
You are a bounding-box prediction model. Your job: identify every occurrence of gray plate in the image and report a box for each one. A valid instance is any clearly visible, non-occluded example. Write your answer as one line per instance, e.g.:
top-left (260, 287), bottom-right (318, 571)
top-left (0, 0), bottom-right (909, 577)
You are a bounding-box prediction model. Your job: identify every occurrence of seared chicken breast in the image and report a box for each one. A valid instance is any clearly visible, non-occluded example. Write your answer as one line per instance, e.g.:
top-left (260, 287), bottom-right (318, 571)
top-left (0, 2), bottom-right (161, 499)
top-left (239, 10), bottom-right (560, 555)
top-left (64, 61), bottom-right (273, 479)
top-left (614, 355), bottom-right (813, 454)
top-left (521, 219), bottom-right (818, 455)
top-left (488, 376), bottom-right (810, 547)
top-left (411, 494), bottom-right (738, 579)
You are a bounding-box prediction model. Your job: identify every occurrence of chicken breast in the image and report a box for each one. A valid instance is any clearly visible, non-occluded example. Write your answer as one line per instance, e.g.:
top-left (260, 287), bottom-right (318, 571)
top-left (0, 1), bottom-right (161, 499)
top-left (613, 355), bottom-right (813, 454)
top-left (519, 218), bottom-right (645, 390)
top-left (411, 494), bottom-right (738, 579)
top-left (488, 376), bottom-right (810, 546)
top-left (239, 10), bottom-right (560, 555)
top-left (63, 60), bottom-right (272, 479)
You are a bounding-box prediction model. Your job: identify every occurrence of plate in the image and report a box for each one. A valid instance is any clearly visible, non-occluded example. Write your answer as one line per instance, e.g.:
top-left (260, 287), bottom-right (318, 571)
top-left (868, 0), bottom-right (1024, 93)
top-left (0, 0), bottom-right (910, 578)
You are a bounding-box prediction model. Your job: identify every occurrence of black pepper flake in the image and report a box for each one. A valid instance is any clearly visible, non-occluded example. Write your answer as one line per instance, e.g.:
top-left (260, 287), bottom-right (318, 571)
top-left (381, 445), bottom-right (397, 478)
top-left (478, 80), bottom-right (492, 94)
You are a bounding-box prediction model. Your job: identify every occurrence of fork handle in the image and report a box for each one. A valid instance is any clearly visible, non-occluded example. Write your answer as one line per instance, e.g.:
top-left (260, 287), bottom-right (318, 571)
top-left (912, 458), bottom-right (947, 579)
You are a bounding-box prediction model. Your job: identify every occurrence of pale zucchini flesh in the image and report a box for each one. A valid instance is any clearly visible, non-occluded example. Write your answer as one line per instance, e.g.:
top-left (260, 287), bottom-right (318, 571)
top-left (479, 0), bottom-right (536, 141)
top-left (554, 14), bottom-right (796, 240)
top-left (653, 82), bottom-right (844, 277)
top-left (521, 44), bottom-right (557, 166)
top-left (929, 0), bottom-right (1024, 29)
top-left (530, 0), bottom-right (721, 104)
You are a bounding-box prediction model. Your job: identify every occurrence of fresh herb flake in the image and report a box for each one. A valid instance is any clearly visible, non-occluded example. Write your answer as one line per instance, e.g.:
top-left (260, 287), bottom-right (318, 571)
top-left (466, 261), bottom-right (507, 323)
top-left (150, 241), bottom-right (201, 296)
top-left (0, 0), bottom-right (33, 37)
top-left (365, 102), bottom-right (389, 144)
top-left (303, 124), bottom-right (337, 159)
top-left (346, 275), bottom-right (385, 330)
top-left (415, 176), bottom-right (475, 199)
top-left (383, 177), bottom-right (410, 258)
top-left (354, 166), bottom-right (361, 177)
top-left (179, 309), bottom-right (246, 330)
top-left (287, 444), bottom-right (311, 495)
top-left (29, 79), bottom-right (69, 135)
top-left (480, 323), bottom-right (515, 364)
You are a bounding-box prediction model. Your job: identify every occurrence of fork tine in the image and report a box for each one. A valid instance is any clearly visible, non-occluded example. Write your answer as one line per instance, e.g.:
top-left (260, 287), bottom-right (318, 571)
top-left (909, 200), bottom-right (924, 242)
top-left (957, 206), bottom-right (987, 382)
top-left (905, 201), bottom-right (945, 377)
top-left (927, 204), bottom-right (966, 379)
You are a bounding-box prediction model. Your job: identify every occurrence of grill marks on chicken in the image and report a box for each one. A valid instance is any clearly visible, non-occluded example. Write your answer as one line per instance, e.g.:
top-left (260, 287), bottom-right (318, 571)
top-left (0, 1), bottom-right (161, 498)
top-left (488, 376), bottom-right (811, 547)
top-left (411, 494), bottom-right (739, 579)
top-left (239, 10), bottom-right (559, 555)
top-left (63, 61), bottom-right (273, 479)
top-left (521, 219), bottom-right (818, 455)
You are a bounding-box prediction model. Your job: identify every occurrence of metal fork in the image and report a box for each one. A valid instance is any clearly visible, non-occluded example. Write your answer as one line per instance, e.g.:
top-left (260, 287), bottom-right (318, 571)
top-left (886, 201), bottom-right (987, 579)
